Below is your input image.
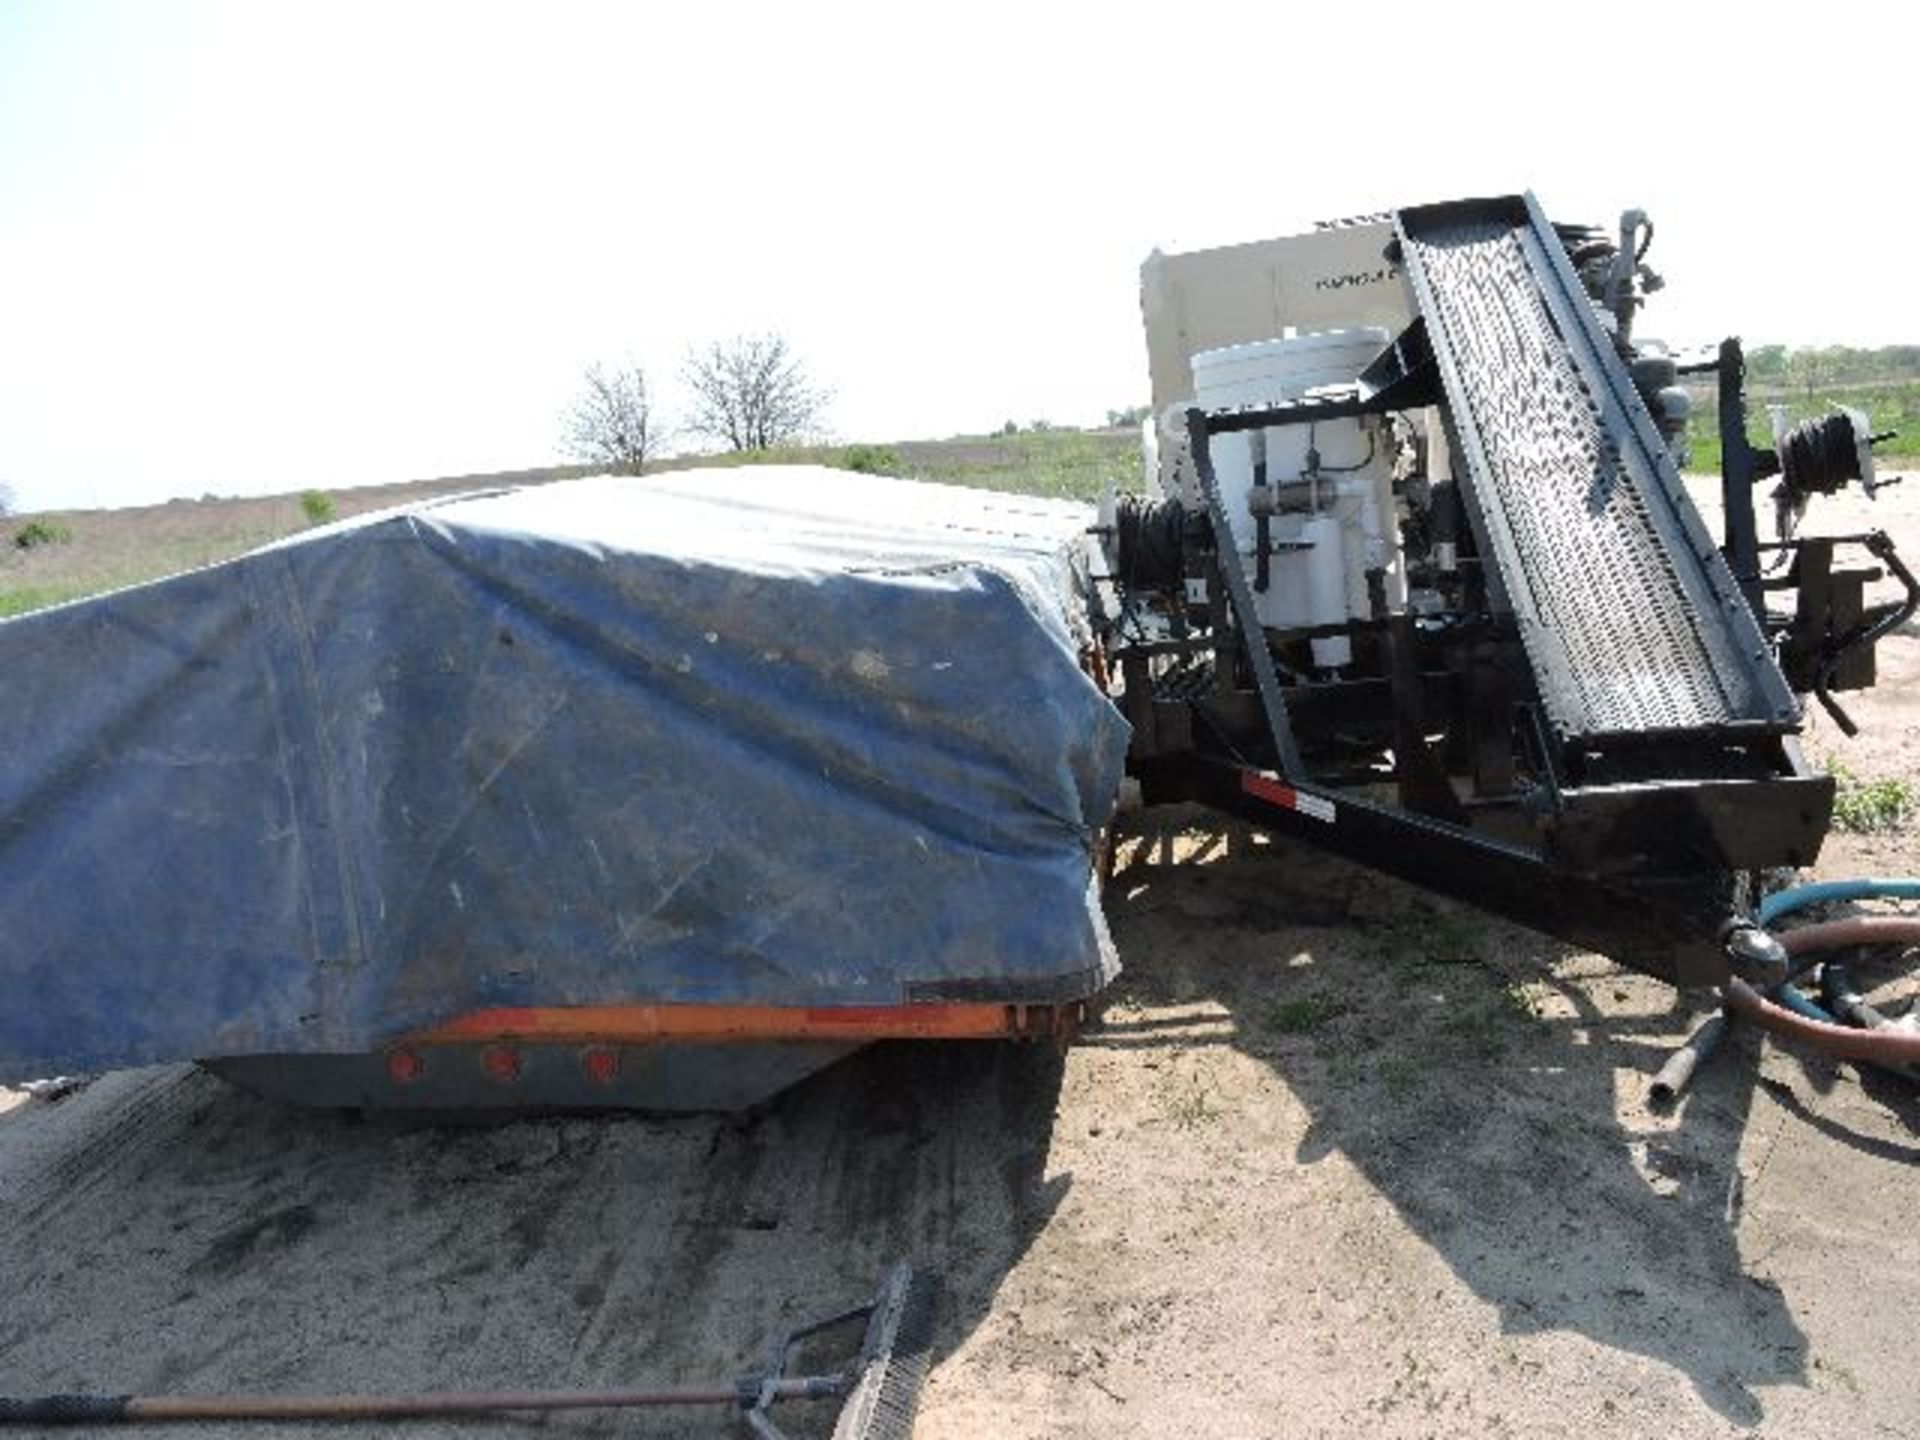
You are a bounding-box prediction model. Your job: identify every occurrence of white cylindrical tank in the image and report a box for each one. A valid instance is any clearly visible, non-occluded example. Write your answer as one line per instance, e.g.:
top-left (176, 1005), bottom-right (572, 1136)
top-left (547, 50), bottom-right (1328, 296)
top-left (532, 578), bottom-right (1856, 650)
top-left (1301, 514), bottom-right (1352, 668)
top-left (1185, 329), bottom-right (1404, 662)
top-left (1189, 330), bottom-right (1388, 410)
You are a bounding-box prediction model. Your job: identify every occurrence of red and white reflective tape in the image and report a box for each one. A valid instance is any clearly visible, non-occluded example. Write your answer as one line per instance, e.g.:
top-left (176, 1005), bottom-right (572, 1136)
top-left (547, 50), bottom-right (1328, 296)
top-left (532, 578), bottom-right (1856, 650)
top-left (1241, 770), bottom-right (1337, 824)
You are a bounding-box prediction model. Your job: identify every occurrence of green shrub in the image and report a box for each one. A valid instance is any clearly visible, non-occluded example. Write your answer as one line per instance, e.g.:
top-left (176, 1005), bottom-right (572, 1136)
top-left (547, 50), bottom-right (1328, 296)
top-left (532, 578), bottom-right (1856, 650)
top-left (1832, 768), bottom-right (1914, 833)
top-left (300, 490), bottom-right (336, 526)
top-left (13, 520), bottom-right (72, 550)
top-left (840, 444), bottom-right (899, 476)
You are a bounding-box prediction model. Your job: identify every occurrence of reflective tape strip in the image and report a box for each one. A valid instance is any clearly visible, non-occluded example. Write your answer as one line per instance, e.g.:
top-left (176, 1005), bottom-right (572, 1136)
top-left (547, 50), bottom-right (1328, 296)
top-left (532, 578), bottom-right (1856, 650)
top-left (1241, 770), bottom-right (1337, 824)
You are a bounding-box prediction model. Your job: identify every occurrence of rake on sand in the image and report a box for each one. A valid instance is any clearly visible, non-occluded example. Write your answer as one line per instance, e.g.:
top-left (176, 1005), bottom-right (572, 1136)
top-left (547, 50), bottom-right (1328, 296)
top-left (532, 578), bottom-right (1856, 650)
top-left (0, 1262), bottom-right (936, 1440)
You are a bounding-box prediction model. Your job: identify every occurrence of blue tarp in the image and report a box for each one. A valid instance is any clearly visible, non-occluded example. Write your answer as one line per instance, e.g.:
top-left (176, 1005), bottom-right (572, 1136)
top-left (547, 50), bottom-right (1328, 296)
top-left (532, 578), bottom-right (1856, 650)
top-left (0, 468), bottom-right (1128, 1079)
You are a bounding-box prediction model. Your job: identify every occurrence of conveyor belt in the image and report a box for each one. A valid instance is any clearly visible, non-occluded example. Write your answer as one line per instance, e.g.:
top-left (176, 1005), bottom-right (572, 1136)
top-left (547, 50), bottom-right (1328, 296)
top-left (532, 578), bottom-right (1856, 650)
top-left (1396, 196), bottom-right (1798, 743)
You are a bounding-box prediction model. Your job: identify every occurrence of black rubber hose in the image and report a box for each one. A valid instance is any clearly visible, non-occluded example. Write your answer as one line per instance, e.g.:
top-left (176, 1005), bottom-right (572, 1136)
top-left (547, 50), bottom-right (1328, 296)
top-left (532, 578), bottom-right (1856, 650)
top-left (1114, 494), bottom-right (1188, 590)
top-left (1779, 412), bottom-right (1865, 500)
top-left (1632, 217), bottom-right (1654, 262)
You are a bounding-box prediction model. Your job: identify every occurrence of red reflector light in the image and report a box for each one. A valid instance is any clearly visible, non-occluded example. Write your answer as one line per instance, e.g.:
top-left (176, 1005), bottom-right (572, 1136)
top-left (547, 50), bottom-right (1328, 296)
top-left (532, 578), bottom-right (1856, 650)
top-left (583, 1047), bottom-right (619, 1085)
top-left (481, 1045), bottom-right (521, 1082)
top-left (387, 1049), bottom-right (422, 1084)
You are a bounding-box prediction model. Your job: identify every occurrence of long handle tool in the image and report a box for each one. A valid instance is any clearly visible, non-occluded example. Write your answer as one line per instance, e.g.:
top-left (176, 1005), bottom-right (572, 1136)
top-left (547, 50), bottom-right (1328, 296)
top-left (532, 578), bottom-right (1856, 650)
top-left (0, 1263), bottom-right (936, 1440)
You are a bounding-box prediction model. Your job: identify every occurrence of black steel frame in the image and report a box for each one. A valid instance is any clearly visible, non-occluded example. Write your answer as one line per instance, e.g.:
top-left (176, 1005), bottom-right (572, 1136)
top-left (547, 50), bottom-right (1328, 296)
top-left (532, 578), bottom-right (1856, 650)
top-left (1105, 196), bottom-right (1885, 988)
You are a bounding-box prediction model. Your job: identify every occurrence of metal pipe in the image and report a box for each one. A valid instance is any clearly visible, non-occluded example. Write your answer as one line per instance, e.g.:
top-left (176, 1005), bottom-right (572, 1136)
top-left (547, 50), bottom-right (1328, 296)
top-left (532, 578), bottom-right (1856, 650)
top-left (133, 1385), bottom-right (778, 1419)
top-left (0, 1382), bottom-right (842, 1425)
top-left (1716, 338), bottom-right (1765, 620)
top-left (1650, 1010), bottom-right (1729, 1105)
top-left (1185, 407), bottom-right (1306, 779)
top-left (1250, 428), bottom-right (1272, 592)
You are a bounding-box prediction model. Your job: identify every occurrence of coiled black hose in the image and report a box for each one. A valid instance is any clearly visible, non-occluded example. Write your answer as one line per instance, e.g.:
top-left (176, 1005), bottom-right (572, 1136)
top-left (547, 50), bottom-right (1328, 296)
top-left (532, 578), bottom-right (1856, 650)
top-left (1114, 493), bottom-right (1189, 589)
top-left (1779, 412), bottom-right (1866, 500)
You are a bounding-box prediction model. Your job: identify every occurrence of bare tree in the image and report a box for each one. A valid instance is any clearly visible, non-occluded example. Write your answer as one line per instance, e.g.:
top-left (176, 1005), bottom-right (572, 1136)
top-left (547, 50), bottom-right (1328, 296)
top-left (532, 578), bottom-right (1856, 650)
top-left (682, 334), bottom-right (827, 451)
top-left (1787, 348), bottom-right (1833, 402)
top-left (563, 362), bottom-right (660, 471)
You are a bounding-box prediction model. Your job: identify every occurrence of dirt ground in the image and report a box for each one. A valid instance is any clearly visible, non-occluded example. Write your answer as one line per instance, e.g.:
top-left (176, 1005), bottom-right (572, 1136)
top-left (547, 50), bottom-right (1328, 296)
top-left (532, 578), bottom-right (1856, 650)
top-left (1, 473), bottom-right (1917, 1438)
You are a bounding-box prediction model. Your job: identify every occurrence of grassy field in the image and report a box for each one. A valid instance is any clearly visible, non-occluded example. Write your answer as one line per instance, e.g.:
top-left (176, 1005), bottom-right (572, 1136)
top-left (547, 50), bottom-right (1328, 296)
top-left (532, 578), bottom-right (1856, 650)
top-left (654, 427), bottom-right (1141, 500)
top-left (11, 366), bottom-right (1920, 624)
top-left (0, 468), bottom-right (582, 619)
top-left (0, 431), bottom-right (1142, 620)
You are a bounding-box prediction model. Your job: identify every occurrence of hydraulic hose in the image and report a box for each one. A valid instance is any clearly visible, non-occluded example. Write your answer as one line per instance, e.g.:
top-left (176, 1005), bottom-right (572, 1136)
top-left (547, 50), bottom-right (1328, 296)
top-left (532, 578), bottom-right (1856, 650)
top-left (1736, 912), bottom-right (1920, 1068)
top-left (1113, 493), bottom-right (1190, 590)
top-left (1652, 909), bottom-right (1920, 1098)
top-left (1775, 915), bottom-right (1920, 959)
top-left (1770, 983), bottom-right (1837, 1024)
top-left (1726, 978), bottom-right (1920, 1067)
top-left (1713, 892), bottom-right (1920, 1073)
top-left (1822, 961), bottom-right (1907, 1035)
top-left (1758, 878), bottom-right (1920, 927)
top-left (1778, 411), bottom-right (1868, 499)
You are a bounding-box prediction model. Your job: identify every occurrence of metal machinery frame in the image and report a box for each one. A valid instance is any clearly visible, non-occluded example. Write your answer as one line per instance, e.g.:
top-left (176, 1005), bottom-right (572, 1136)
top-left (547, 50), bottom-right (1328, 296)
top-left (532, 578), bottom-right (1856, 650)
top-left (132, 193), bottom-right (1918, 1113)
top-left (1102, 194), bottom-right (1913, 987)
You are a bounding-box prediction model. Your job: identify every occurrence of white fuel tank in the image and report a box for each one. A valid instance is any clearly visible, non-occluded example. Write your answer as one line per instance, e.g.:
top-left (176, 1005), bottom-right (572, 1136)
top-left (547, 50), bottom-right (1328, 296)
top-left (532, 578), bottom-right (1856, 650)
top-left (1184, 329), bottom-right (1404, 669)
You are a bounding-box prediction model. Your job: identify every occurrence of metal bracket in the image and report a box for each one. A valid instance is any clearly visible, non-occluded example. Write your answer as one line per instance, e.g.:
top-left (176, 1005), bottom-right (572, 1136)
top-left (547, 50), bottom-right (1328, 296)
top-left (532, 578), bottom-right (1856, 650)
top-left (1185, 406), bottom-right (1305, 779)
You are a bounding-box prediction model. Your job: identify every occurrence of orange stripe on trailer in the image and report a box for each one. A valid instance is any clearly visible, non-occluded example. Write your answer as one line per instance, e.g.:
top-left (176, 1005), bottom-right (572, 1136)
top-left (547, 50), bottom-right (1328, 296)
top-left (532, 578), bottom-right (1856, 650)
top-left (1240, 769), bottom-right (1337, 823)
top-left (408, 1001), bottom-right (1051, 1046)
top-left (1242, 771), bottom-right (1300, 810)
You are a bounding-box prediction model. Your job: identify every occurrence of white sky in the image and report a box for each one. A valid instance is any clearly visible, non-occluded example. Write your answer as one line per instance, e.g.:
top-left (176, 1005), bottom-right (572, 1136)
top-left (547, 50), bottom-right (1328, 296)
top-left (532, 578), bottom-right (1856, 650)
top-left (1, 0), bottom-right (1914, 512)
